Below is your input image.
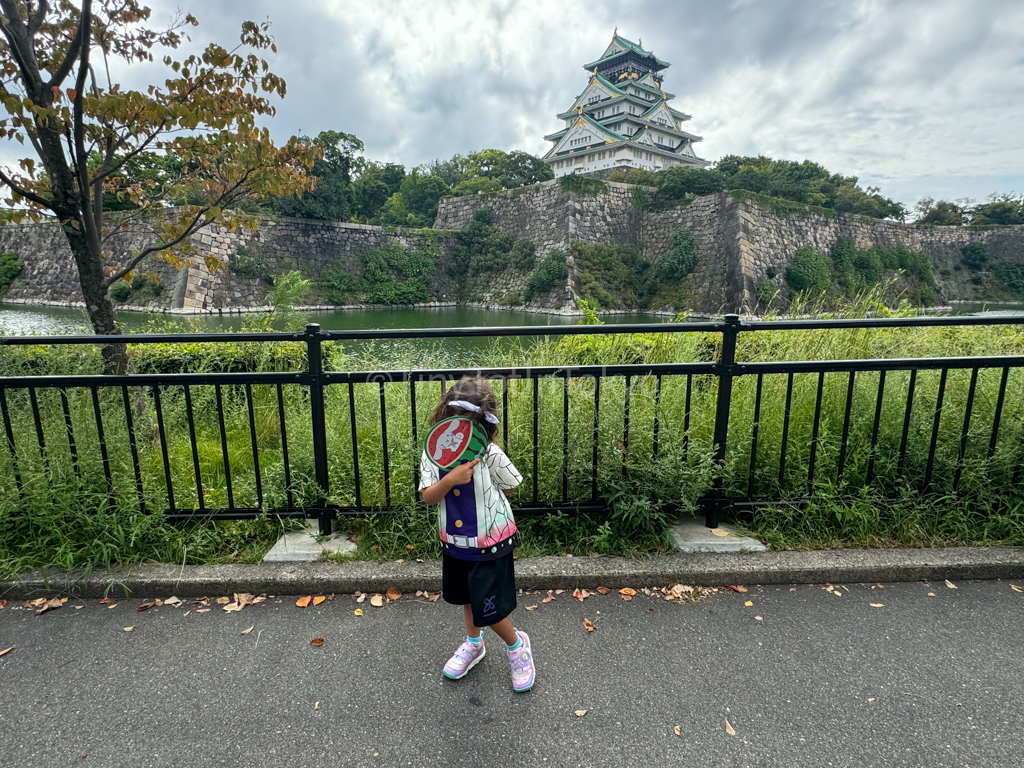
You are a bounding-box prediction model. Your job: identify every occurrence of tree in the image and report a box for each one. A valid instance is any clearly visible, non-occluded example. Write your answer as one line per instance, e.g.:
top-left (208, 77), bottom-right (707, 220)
top-left (914, 197), bottom-right (964, 226)
top-left (969, 194), bottom-right (1024, 227)
top-left (0, 1), bottom-right (317, 369)
top-left (449, 148), bottom-right (552, 195)
top-left (397, 170), bottom-right (447, 224)
top-left (350, 159), bottom-right (405, 221)
top-left (271, 130), bottom-right (362, 221)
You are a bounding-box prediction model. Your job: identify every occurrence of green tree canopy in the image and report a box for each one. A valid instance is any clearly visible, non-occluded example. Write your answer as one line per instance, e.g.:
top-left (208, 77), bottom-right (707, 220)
top-left (914, 197), bottom-right (965, 226)
top-left (271, 130), bottom-right (362, 220)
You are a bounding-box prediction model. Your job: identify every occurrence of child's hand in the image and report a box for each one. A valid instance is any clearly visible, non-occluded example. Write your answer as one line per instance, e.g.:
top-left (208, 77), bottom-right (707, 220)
top-left (446, 459), bottom-right (479, 486)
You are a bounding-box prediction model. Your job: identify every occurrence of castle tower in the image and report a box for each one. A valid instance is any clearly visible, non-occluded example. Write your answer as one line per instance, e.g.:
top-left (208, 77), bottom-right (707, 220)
top-left (543, 33), bottom-right (708, 177)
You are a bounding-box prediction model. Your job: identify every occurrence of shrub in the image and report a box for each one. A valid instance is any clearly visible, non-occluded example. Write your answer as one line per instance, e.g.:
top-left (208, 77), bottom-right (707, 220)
top-left (451, 208), bottom-right (532, 281)
top-left (993, 262), bottom-right (1024, 294)
top-left (657, 227), bottom-right (699, 282)
top-left (110, 282), bottom-right (131, 301)
top-left (559, 174), bottom-right (608, 197)
top-left (0, 251), bottom-right (23, 293)
top-left (571, 241), bottom-right (651, 308)
top-left (970, 275), bottom-right (984, 285)
top-left (766, 266), bottom-right (777, 279)
top-left (230, 244), bottom-right (275, 283)
top-left (960, 242), bottom-right (989, 271)
top-left (756, 280), bottom-right (779, 308)
top-left (656, 168), bottom-right (726, 199)
top-left (523, 248), bottom-right (568, 302)
top-left (785, 246), bottom-right (832, 295)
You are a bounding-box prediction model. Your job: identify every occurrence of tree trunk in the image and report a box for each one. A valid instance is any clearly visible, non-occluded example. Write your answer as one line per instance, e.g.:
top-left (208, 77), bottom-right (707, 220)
top-left (61, 220), bottom-right (128, 374)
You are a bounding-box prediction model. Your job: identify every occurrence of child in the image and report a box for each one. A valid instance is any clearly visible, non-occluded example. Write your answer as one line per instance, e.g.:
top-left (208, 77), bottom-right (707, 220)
top-left (419, 376), bottom-right (536, 692)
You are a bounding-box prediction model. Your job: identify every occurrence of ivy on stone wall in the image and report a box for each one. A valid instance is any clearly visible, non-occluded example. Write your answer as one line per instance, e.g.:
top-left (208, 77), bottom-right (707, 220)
top-left (558, 175), bottom-right (609, 197)
top-left (571, 241), bottom-right (654, 309)
top-left (230, 244), bottom-right (275, 284)
top-left (0, 251), bottom-right (23, 294)
top-left (993, 262), bottom-right (1024, 294)
top-left (448, 207), bottom-right (536, 293)
top-left (316, 239), bottom-right (437, 306)
top-left (523, 248), bottom-right (568, 302)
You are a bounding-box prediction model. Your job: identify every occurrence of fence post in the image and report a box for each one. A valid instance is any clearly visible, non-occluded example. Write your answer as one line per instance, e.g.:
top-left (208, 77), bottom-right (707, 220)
top-left (707, 313), bottom-right (741, 528)
top-left (305, 323), bottom-right (332, 536)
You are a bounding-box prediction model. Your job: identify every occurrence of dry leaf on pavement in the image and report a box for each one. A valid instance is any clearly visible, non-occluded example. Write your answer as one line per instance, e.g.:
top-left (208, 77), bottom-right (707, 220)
top-left (241, 625), bottom-right (254, 635)
top-left (235, 593), bottom-right (255, 607)
top-left (196, 608), bottom-right (211, 613)
top-left (0, 646), bottom-right (12, 657)
top-left (223, 602), bottom-right (243, 613)
top-left (310, 637), bottom-right (324, 647)
top-left (583, 618), bottom-right (595, 632)
top-left (728, 585), bottom-right (748, 593)
top-left (542, 592), bottom-right (555, 603)
top-left (0, 599), bottom-right (7, 608)
top-left (870, 603), bottom-right (885, 608)
top-left (427, 592), bottom-right (441, 602)
top-left (673, 725), bottom-right (683, 737)
top-left (619, 588), bottom-right (637, 596)
top-left (123, 626), bottom-right (134, 632)
top-left (744, 601), bottom-right (753, 607)
top-left (370, 595), bottom-right (384, 608)
top-left (164, 597), bottom-right (183, 607)
top-left (1011, 585), bottom-right (1024, 593)
top-left (573, 588), bottom-right (588, 602)
top-left (137, 603), bottom-right (153, 612)
top-left (356, 594), bottom-right (366, 603)
top-left (107, 604), bottom-right (118, 610)
top-left (725, 719), bottom-right (736, 736)
top-left (574, 710), bottom-right (587, 717)
top-left (596, 587), bottom-right (609, 595)
top-left (385, 587), bottom-right (401, 601)
top-left (526, 605), bottom-right (538, 611)
top-left (296, 596), bottom-right (312, 608)
top-left (312, 596), bottom-right (326, 606)
top-left (99, 597), bottom-right (111, 604)
top-left (354, 609), bottom-right (363, 616)
top-left (710, 528), bottom-right (729, 537)
top-left (945, 580), bottom-right (958, 589)
top-left (754, 616), bottom-right (763, 621)
top-left (215, 597), bottom-right (230, 605)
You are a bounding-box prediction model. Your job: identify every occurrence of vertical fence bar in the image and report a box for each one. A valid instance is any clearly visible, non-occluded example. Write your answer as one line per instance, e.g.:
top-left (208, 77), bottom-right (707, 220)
top-left (836, 372), bottom-right (856, 484)
top-left (0, 388), bottom-right (23, 496)
top-left (562, 371), bottom-right (569, 502)
top-left (747, 374), bottom-right (764, 498)
top-left (924, 368), bottom-right (948, 491)
top-left (214, 385), bottom-right (234, 510)
top-left (28, 387), bottom-right (47, 473)
top-left (90, 386), bottom-right (114, 510)
top-left (777, 373), bottom-right (794, 492)
top-left (58, 387), bottom-right (81, 485)
top-left (591, 374), bottom-right (600, 502)
top-left (897, 370), bottom-right (917, 478)
top-left (183, 384), bottom-right (204, 511)
top-left (683, 374), bottom-right (692, 460)
top-left (652, 374), bottom-right (663, 462)
top-left (410, 378), bottom-right (419, 500)
top-left (953, 368), bottom-right (979, 491)
top-left (379, 380), bottom-right (391, 508)
top-left (306, 324), bottom-right (332, 534)
top-left (532, 375), bottom-right (539, 504)
top-left (244, 384), bottom-right (263, 510)
top-left (865, 371), bottom-right (887, 486)
top-left (152, 385), bottom-right (174, 511)
top-left (276, 383), bottom-right (293, 510)
top-left (807, 371), bottom-right (825, 495)
top-left (501, 377), bottom-right (509, 450)
top-left (988, 367), bottom-right (1010, 460)
top-left (708, 315), bottom-right (740, 528)
top-left (622, 375), bottom-right (632, 480)
top-left (120, 387), bottom-right (145, 514)
top-left (348, 382), bottom-right (362, 513)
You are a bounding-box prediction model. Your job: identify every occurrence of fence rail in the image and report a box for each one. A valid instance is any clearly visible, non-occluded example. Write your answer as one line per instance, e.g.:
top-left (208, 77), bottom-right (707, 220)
top-left (1, 314), bottom-right (1023, 535)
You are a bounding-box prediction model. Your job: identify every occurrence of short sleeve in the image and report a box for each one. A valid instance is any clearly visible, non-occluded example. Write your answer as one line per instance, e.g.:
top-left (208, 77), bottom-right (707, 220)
top-left (482, 443), bottom-right (522, 490)
top-left (418, 451), bottom-right (440, 491)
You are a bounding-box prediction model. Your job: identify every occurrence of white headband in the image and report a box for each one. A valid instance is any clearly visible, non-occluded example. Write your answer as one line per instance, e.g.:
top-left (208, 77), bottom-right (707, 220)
top-left (449, 400), bottom-right (500, 425)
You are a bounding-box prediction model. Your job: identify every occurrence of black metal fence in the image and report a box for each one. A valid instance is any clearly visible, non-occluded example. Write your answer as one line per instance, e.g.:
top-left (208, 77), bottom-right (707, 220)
top-left (1, 314), bottom-right (1023, 535)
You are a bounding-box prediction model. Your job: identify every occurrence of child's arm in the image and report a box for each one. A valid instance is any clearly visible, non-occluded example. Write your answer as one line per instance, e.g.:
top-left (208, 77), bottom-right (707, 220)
top-left (483, 444), bottom-right (523, 498)
top-left (421, 459), bottom-right (479, 506)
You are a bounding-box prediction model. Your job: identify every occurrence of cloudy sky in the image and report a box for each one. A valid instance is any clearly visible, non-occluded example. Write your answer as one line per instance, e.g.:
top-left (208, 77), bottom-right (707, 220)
top-left (17, 0), bottom-right (1024, 209)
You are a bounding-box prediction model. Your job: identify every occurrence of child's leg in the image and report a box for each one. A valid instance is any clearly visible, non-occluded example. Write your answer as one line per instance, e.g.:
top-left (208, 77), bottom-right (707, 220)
top-left (486, 616), bottom-right (518, 646)
top-left (463, 604), bottom-right (481, 639)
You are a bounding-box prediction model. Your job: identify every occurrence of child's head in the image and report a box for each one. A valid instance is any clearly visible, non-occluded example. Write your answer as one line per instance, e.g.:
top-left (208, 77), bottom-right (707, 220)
top-left (431, 376), bottom-right (500, 442)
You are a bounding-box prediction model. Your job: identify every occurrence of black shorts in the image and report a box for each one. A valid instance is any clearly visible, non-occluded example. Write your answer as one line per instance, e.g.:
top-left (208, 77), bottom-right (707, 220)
top-left (442, 552), bottom-right (517, 627)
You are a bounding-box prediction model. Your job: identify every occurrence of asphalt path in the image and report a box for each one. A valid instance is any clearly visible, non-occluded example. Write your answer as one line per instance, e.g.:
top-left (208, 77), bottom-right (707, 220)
top-left (1, 578), bottom-right (1023, 768)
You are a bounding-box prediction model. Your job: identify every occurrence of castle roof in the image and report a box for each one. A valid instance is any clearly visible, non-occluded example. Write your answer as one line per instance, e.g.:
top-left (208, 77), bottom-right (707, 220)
top-left (583, 34), bottom-right (670, 71)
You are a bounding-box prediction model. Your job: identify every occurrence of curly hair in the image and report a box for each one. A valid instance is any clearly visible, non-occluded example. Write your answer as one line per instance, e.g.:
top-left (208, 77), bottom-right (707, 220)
top-left (430, 376), bottom-right (500, 443)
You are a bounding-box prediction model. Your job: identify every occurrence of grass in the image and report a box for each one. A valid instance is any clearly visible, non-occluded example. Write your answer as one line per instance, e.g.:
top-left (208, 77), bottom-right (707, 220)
top-left (3, 289), bottom-right (1024, 576)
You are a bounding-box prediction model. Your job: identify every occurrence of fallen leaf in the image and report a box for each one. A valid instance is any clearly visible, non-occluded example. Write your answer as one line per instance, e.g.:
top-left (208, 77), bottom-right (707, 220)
top-left (542, 593), bottom-right (555, 603)
top-left (315, 701), bottom-right (320, 710)
top-left (583, 618), bottom-right (595, 632)
top-left (868, 698), bottom-right (876, 702)
top-left (164, 597), bottom-right (183, 607)
top-left (356, 594), bottom-right (366, 603)
top-left (0, 599), bottom-right (6, 608)
top-left (928, 592), bottom-right (936, 596)
top-left (574, 710), bottom-right (587, 717)
top-left (137, 603), bottom-right (153, 612)
top-left (241, 625), bottom-right (255, 635)
top-left (619, 588), bottom-right (637, 596)
top-left (36, 597), bottom-right (63, 615)
top-left (107, 604), bottom-right (118, 609)
top-left (555, 590), bottom-right (565, 595)
top-left (195, 597), bottom-right (210, 607)
top-left (671, 584), bottom-right (694, 597)
top-left (394, 559), bottom-right (404, 564)
top-left (1011, 585), bottom-right (1024, 593)
top-left (99, 598), bottom-right (111, 604)
top-left (0, 646), bottom-right (12, 657)
top-left (870, 603), bottom-right (885, 608)
top-left (216, 597), bottom-right (230, 605)
top-left (525, 605), bottom-right (538, 611)
top-left (728, 585), bottom-right (748, 593)
top-left (945, 580), bottom-right (958, 589)
top-left (196, 608), bottom-right (211, 613)
top-left (296, 596), bottom-right (311, 608)
top-left (789, 587), bottom-right (796, 592)
top-left (725, 719), bottom-right (736, 736)
top-left (28, 598), bottom-right (45, 607)
top-left (754, 616), bottom-right (763, 621)
top-left (385, 587), bottom-right (401, 601)
top-left (183, 611), bottom-right (190, 617)
top-left (744, 601), bottom-right (753, 607)
top-left (354, 609), bottom-right (363, 616)
top-left (235, 593), bottom-right (255, 607)
top-left (710, 528), bottom-right (729, 537)
top-left (620, 594), bottom-right (633, 602)
top-left (154, 599), bottom-right (163, 607)
top-left (312, 596), bottom-right (326, 606)
top-left (406, 544), bottom-right (414, 550)
top-left (415, 591), bottom-right (423, 597)
top-left (427, 592), bottom-right (441, 602)
top-left (596, 587), bottom-right (609, 595)
top-left (123, 626), bottom-right (134, 632)
top-left (327, 594), bottom-right (335, 601)
top-left (573, 588), bottom-right (586, 602)
top-left (673, 725), bottom-right (683, 737)
top-left (310, 637), bottom-right (324, 647)
top-left (223, 602), bottom-right (243, 613)
top-left (370, 595), bottom-right (384, 608)
top-left (60, 597), bottom-right (69, 604)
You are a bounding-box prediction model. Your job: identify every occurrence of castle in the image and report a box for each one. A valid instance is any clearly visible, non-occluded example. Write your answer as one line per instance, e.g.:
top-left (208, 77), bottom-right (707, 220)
top-left (543, 32), bottom-right (708, 177)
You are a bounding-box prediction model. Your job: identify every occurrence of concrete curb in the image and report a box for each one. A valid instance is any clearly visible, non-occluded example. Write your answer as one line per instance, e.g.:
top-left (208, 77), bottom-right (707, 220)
top-left (3, 547), bottom-right (1024, 599)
